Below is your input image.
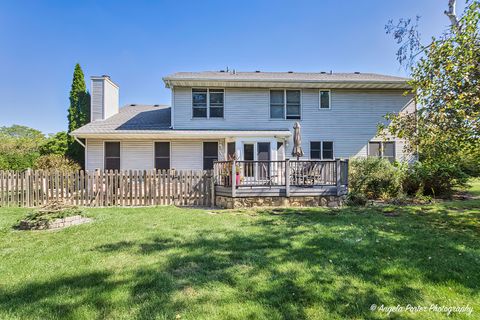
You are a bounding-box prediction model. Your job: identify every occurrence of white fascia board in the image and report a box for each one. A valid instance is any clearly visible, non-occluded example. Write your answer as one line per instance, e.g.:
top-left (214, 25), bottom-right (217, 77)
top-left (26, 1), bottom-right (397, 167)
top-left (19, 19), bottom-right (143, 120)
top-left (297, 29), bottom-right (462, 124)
top-left (71, 130), bottom-right (292, 140)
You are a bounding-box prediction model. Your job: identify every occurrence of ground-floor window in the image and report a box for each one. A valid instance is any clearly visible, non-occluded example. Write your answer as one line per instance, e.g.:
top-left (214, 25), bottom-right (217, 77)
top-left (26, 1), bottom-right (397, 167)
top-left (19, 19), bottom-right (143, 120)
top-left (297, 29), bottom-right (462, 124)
top-left (104, 142), bottom-right (120, 171)
top-left (154, 142), bottom-right (170, 170)
top-left (368, 141), bottom-right (395, 162)
top-left (203, 142), bottom-right (218, 170)
top-left (310, 141), bottom-right (334, 160)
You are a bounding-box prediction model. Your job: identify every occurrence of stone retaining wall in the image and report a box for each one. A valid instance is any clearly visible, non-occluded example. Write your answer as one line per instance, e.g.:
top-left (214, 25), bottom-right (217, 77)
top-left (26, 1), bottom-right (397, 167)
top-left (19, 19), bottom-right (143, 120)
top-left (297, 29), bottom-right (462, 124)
top-left (19, 215), bottom-right (92, 230)
top-left (215, 195), bottom-right (346, 209)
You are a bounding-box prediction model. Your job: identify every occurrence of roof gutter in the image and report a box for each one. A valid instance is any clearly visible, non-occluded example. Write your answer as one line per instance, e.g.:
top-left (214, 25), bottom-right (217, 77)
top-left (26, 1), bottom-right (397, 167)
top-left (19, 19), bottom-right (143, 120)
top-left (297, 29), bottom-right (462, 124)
top-left (162, 79), bottom-right (411, 90)
top-left (71, 130), bottom-right (292, 140)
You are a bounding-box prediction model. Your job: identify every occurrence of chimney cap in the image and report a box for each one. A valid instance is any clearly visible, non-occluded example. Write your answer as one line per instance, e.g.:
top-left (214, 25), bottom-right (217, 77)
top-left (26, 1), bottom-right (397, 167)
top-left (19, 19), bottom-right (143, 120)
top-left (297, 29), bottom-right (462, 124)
top-left (91, 75), bottom-right (119, 88)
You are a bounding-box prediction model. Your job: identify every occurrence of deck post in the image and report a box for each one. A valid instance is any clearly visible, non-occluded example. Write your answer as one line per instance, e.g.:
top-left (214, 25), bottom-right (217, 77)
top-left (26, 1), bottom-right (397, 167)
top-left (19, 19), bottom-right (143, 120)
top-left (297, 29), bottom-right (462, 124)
top-left (335, 158), bottom-right (341, 196)
top-left (231, 160), bottom-right (236, 198)
top-left (345, 159), bottom-right (349, 191)
top-left (285, 159), bottom-right (290, 197)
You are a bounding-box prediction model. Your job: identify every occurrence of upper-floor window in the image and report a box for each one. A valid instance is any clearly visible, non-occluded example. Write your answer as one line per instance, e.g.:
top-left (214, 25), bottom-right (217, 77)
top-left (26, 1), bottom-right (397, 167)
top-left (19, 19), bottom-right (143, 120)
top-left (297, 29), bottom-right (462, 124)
top-left (368, 141), bottom-right (395, 163)
top-left (310, 141), bottom-right (334, 160)
top-left (270, 90), bottom-right (301, 119)
top-left (192, 88), bottom-right (224, 118)
top-left (319, 90), bottom-right (331, 109)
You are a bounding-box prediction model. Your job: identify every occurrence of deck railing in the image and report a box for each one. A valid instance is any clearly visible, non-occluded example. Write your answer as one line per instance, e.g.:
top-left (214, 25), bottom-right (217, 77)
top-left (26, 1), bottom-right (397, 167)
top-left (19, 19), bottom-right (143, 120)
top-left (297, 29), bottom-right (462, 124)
top-left (213, 159), bottom-right (349, 194)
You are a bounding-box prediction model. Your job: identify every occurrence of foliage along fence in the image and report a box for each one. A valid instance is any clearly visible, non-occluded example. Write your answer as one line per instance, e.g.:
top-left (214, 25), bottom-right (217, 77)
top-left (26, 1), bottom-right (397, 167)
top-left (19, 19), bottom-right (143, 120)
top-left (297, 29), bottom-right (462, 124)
top-left (0, 170), bottom-right (214, 208)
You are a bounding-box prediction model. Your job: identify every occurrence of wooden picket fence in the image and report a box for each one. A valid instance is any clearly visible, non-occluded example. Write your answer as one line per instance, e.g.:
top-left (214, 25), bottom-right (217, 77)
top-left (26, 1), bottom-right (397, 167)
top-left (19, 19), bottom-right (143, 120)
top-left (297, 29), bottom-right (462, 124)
top-left (0, 170), bottom-right (214, 208)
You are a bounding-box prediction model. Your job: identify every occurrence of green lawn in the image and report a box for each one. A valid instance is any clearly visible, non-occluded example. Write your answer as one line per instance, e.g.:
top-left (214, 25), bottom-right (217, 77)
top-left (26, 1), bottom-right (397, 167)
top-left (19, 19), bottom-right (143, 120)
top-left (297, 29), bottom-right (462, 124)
top-left (0, 196), bottom-right (479, 319)
top-left (467, 178), bottom-right (480, 198)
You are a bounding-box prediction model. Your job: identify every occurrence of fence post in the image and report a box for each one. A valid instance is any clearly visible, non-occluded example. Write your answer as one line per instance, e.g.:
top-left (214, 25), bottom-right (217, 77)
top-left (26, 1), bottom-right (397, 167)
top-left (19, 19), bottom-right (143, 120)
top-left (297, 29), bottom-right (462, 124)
top-left (231, 160), bottom-right (236, 198)
top-left (210, 171), bottom-right (215, 207)
top-left (25, 169), bottom-right (31, 207)
top-left (285, 159), bottom-right (290, 197)
top-left (336, 158), bottom-right (341, 196)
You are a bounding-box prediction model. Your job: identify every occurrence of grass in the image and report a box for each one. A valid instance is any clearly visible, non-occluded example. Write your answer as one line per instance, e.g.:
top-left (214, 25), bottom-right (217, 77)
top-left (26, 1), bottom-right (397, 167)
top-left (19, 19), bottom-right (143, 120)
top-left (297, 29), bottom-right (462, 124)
top-left (466, 178), bottom-right (480, 198)
top-left (0, 188), bottom-right (479, 319)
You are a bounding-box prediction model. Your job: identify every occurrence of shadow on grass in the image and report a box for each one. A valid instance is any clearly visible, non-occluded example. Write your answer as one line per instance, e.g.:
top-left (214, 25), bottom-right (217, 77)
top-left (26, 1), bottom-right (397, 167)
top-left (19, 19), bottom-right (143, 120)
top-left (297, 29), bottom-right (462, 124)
top-left (1, 202), bottom-right (479, 319)
top-left (0, 272), bottom-right (120, 319)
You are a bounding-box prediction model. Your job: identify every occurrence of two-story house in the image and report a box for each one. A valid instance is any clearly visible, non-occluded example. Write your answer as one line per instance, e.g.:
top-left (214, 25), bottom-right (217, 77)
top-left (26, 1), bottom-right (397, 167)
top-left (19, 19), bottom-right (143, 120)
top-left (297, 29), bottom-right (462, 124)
top-left (71, 71), bottom-right (414, 171)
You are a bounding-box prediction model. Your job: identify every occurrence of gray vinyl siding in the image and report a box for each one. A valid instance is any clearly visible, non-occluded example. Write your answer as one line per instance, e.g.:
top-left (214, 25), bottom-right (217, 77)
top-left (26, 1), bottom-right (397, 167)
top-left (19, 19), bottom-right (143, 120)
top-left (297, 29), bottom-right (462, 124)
top-left (171, 141), bottom-right (203, 170)
top-left (91, 80), bottom-right (104, 122)
top-left (86, 139), bottom-right (103, 170)
top-left (86, 140), bottom-right (153, 171)
top-left (85, 140), bottom-right (222, 171)
top-left (121, 141), bottom-right (153, 170)
top-left (173, 87), bottom-right (414, 160)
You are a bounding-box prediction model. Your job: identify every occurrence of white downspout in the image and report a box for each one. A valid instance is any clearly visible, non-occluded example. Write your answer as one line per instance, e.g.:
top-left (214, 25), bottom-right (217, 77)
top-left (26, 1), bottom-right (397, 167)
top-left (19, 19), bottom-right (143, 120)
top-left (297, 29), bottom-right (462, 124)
top-left (74, 136), bottom-right (86, 148)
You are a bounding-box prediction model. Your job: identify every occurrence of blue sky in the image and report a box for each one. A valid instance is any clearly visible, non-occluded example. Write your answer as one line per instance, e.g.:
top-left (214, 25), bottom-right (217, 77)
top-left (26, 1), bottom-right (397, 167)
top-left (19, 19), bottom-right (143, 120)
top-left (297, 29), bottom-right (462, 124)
top-left (0, 0), bottom-right (462, 134)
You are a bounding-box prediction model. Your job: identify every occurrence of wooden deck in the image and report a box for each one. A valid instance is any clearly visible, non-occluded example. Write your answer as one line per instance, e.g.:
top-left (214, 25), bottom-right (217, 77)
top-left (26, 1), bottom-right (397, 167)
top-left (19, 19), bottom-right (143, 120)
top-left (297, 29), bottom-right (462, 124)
top-left (213, 159), bottom-right (348, 198)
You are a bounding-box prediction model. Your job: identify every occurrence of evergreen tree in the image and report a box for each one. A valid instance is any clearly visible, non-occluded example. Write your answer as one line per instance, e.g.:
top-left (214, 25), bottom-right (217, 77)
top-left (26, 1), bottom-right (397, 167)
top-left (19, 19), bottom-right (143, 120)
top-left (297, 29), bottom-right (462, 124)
top-left (67, 63), bottom-right (91, 167)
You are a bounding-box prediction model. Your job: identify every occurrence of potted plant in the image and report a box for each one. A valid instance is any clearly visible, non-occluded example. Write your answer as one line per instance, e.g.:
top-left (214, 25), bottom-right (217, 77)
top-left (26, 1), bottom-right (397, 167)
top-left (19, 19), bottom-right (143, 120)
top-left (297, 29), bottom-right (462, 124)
top-left (226, 154), bottom-right (242, 187)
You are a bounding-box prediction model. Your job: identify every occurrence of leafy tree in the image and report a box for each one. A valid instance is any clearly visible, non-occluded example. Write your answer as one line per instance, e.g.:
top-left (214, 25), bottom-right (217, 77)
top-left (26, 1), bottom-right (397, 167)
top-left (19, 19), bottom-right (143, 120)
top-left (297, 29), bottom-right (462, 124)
top-left (382, 0), bottom-right (480, 193)
top-left (67, 63), bottom-right (90, 167)
top-left (0, 125), bottom-right (46, 170)
top-left (40, 131), bottom-right (69, 155)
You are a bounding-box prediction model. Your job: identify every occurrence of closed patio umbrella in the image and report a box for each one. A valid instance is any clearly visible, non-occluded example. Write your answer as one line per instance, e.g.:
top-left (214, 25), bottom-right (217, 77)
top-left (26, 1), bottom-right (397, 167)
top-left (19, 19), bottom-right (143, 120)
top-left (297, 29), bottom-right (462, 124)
top-left (291, 122), bottom-right (304, 160)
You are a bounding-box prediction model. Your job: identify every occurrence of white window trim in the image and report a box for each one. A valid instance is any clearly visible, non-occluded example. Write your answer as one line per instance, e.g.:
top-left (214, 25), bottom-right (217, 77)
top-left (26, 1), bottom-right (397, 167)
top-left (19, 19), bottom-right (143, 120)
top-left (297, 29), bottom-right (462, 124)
top-left (269, 89), bottom-right (302, 120)
top-left (202, 141), bottom-right (220, 170)
top-left (191, 88), bottom-right (225, 119)
top-left (367, 141), bottom-right (396, 160)
top-left (322, 141), bottom-right (335, 160)
top-left (104, 141), bottom-right (121, 171)
top-left (310, 140), bottom-right (335, 160)
top-left (319, 89), bottom-right (331, 110)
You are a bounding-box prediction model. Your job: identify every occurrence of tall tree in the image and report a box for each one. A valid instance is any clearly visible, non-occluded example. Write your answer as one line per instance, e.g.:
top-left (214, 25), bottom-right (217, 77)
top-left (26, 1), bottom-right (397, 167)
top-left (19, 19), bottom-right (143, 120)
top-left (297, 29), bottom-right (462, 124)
top-left (383, 0), bottom-right (480, 177)
top-left (67, 63), bottom-right (90, 166)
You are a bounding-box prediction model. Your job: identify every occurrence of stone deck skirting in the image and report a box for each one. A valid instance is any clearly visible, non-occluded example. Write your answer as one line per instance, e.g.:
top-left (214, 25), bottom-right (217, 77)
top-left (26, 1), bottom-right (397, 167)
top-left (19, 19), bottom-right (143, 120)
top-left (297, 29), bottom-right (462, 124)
top-left (215, 195), bottom-right (346, 209)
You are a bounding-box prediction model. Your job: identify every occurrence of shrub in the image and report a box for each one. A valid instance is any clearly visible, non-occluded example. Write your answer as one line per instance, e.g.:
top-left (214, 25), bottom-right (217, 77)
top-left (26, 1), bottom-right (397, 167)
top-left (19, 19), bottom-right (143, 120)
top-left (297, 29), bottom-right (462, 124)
top-left (349, 157), bottom-right (405, 200)
top-left (33, 154), bottom-right (80, 172)
top-left (18, 201), bottom-right (84, 230)
top-left (346, 191), bottom-right (368, 206)
top-left (403, 161), bottom-right (469, 197)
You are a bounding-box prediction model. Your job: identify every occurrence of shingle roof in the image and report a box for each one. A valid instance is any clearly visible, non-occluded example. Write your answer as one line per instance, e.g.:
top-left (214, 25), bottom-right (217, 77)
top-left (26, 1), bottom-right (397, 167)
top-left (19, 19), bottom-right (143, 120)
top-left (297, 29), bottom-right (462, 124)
top-left (72, 104), bottom-right (171, 135)
top-left (164, 71), bottom-right (409, 83)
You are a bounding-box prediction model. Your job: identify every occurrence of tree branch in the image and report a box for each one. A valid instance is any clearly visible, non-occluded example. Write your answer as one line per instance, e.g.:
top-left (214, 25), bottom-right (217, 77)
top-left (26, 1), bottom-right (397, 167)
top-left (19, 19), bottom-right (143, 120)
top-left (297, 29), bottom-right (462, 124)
top-left (444, 0), bottom-right (459, 29)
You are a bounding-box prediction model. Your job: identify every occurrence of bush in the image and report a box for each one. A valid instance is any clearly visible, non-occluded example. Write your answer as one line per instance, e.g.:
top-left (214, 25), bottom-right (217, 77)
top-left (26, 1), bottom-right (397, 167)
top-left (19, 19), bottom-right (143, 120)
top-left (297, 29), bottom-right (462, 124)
top-left (349, 158), bottom-right (405, 200)
top-left (346, 191), bottom-right (368, 206)
top-left (33, 154), bottom-right (80, 172)
top-left (18, 201), bottom-right (84, 230)
top-left (403, 161), bottom-right (469, 197)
